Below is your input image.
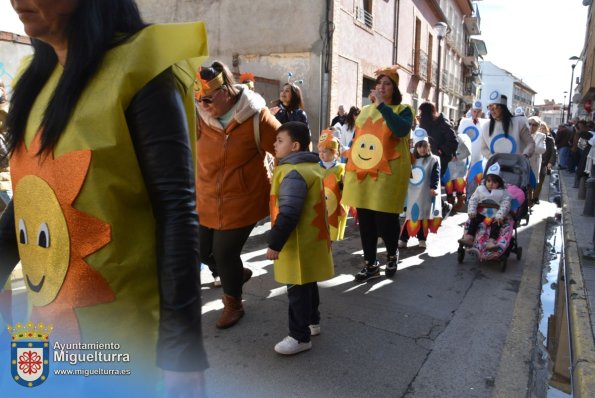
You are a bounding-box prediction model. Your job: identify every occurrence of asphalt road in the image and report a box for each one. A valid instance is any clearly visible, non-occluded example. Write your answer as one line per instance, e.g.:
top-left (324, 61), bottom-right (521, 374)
top-left (4, 191), bottom-right (556, 398)
top-left (199, 199), bottom-right (556, 398)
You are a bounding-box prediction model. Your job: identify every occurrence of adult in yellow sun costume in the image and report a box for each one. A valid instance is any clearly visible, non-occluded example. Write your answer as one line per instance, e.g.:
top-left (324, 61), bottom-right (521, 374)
top-left (342, 66), bottom-right (414, 281)
top-left (0, 1), bottom-right (208, 396)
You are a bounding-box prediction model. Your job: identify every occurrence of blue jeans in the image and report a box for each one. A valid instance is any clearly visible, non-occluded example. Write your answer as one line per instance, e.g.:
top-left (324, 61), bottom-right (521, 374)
top-left (287, 282), bottom-right (320, 342)
top-left (558, 146), bottom-right (569, 169)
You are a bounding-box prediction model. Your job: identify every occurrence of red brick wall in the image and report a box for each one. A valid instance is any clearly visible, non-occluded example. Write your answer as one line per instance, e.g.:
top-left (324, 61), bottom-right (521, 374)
top-left (0, 31), bottom-right (30, 45)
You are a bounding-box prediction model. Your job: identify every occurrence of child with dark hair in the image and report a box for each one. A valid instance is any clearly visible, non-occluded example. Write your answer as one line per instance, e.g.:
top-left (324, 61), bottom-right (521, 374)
top-left (458, 162), bottom-right (511, 250)
top-left (266, 121), bottom-right (334, 355)
top-left (399, 128), bottom-right (442, 249)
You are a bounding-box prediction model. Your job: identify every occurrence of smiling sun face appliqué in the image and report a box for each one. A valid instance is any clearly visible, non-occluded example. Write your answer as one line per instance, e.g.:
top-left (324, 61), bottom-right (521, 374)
top-left (345, 118), bottom-right (401, 181)
top-left (10, 133), bottom-right (115, 339)
top-left (15, 175), bottom-right (70, 306)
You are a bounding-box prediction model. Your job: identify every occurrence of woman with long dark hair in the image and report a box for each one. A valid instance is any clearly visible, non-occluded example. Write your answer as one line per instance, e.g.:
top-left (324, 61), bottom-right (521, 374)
top-left (270, 82), bottom-right (309, 127)
top-left (479, 94), bottom-right (534, 160)
top-left (1, 1), bottom-right (208, 395)
top-left (342, 66), bottom-right (413, 280)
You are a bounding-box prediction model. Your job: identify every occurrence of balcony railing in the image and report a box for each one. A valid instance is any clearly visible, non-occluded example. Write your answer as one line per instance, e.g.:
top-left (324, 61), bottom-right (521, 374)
top-left (413, 49), bottom-right (429, 81)
top-left (432, 61), bottom-right (439, 86)
top-left (419, 50), bottom-right (428, 81)
top-left (355, 6), bottom-right (373, 28)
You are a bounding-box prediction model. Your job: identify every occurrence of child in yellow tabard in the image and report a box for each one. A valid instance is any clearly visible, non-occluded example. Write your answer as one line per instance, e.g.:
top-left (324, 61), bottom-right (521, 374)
top-left (266, 121), bottom-right (334, 355)
top-left (317, 130), bottom-right (348, 241)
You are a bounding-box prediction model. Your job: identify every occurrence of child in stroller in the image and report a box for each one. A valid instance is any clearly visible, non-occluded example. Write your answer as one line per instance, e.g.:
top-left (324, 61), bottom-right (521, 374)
top-left (458, 162), bottom-right (511, 250)
top-left (457, 154), bottom-right (530, 270)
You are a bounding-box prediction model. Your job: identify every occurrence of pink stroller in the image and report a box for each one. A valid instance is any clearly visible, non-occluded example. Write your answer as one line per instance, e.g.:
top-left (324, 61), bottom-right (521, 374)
top-left (457, 154), bottom-right (530, 271)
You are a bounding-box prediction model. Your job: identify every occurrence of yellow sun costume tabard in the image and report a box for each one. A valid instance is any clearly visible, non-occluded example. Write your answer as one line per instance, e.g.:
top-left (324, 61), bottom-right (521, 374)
top-left (342, 104), bottom-right (413, 213)
top-left (321, 163), bottom-right (347, 241)
top-left (270, 163), bottom-right (334, 285)
top-left (9, 23), bottom-right (207, 367)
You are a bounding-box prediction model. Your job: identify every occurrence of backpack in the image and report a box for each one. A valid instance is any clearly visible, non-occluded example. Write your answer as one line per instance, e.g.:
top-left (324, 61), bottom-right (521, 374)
top-left (252, 111), bottom-right (275, 179)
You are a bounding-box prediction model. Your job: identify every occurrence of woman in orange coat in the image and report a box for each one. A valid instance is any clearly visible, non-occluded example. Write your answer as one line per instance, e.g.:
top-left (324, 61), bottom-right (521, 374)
top-left (196, 61), bottom-right (280, 329)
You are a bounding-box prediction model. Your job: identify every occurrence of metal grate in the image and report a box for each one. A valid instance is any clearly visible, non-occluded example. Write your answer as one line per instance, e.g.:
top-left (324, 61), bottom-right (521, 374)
top-left (355, 6), bottom-right (373, 28)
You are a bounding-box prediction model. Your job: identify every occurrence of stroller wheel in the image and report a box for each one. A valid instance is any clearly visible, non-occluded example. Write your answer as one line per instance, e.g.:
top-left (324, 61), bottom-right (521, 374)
top-left (501, 258), bottom-right (508, 272)
top-left (516, 247), bottom-right (522, 261)
top-left (457, 247), bottom-right (465, 264)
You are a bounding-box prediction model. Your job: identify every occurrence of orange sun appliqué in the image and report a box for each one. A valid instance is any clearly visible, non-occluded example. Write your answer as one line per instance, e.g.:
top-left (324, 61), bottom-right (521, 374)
top-left (323, 173), bottom-right (344, 228)
top-left (345, 117), bottom-right (401, 181)
top-left (10, 132), bottom-right (115, 342)
top-left (269, 194), bottom-right (280, 225)
top-left (311, 189), bottom-right (331, 250)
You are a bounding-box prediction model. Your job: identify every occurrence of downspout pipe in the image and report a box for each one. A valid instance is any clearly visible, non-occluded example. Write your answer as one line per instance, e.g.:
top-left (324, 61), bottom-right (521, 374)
top-left (320, 0), bottom-right (334, 133)
top-left (393, 0), bottom-right (400, 64)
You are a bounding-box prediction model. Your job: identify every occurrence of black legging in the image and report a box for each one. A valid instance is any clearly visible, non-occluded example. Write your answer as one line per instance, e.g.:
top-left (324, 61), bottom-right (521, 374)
top-left (467, 214), bottom-right (500, 240)
top-left (199, 224), bottom-right (255, 297)
top-left (356, 208), bottom-right (400, 265)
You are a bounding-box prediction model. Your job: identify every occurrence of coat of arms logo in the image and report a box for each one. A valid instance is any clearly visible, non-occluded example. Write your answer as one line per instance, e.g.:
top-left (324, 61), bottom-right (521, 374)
top-left (8, 321), bottom-right (53, 387)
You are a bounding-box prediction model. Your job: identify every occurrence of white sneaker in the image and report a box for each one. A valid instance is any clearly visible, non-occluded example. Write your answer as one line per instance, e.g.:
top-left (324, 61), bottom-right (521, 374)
top-left (398, 240), bottom-right (407, 248)
top-left (418, 240), bottom-right (426, 248)
top-left (212, 276), bottom-right (221, 287)
top-left (309, 324), bottom-right (321, 336)
top-left (274, 336), bottom-right (312, 355)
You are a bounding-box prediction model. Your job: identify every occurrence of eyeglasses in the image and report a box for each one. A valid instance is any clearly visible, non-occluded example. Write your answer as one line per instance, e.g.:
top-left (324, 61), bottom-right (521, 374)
top-left (198, 88), bottom-right (223, 104)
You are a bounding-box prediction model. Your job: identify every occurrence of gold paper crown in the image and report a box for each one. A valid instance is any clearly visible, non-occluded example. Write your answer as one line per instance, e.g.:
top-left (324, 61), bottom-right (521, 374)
top-left (195, 70), bottom-right (225, 98)
top-left (8, 322), bottom-right (54, 341)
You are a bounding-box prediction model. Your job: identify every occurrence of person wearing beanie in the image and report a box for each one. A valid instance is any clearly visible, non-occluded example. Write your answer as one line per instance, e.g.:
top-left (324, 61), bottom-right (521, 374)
top-left (317, 130), bottom-right (348, 241)
top-left (460, 100), bottom-right (488, 167)
top-left (480, 93), bottom-right (535, 161)
top-left (458, 162), bottom-right (512, 250)
top-left (398, 128), bottom-right (442, 249)
top-left (342, 65), bottom-right (414, 280)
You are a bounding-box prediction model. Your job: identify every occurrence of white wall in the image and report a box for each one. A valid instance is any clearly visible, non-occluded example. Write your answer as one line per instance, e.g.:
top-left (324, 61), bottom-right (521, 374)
top-left (136, 0), bottom-right (326, 135)
top-left (0, 39), bottom-right (33, 96)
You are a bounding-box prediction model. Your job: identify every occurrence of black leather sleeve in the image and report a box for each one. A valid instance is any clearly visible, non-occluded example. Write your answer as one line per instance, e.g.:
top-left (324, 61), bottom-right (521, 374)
top-left (0, 201), bottom-right (19, 288)
top-left (125, 68), bottom-right (208, 372)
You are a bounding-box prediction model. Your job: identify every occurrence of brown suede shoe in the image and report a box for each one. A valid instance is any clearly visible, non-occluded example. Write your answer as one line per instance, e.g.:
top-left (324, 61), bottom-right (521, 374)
top-left (216, 294), bottom-right (244, 329)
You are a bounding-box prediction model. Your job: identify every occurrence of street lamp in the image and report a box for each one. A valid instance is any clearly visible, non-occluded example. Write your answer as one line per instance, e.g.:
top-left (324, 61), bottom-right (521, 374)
top-left (567, 56), bottom-right (580, 123)
top-left (434, 21), bottom-right (448, 112)
top-left (561, 91), bottom-right (567, 124)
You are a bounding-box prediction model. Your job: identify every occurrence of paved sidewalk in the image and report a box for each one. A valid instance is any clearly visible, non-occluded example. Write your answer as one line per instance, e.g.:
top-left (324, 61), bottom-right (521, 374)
top-left (559, 170), bottom-right (595, 397)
